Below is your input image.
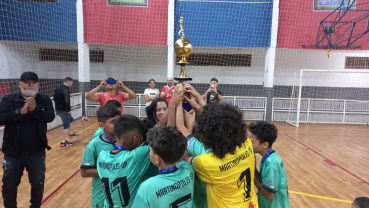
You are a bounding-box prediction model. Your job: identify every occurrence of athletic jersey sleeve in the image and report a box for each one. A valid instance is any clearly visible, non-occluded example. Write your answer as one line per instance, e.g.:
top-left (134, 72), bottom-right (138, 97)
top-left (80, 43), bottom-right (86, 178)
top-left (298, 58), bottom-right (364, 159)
top-left (81, 141), bottom-right (97, 169)
top-left (260, 159), bottom-right (280, 193)
top-left (161, 87), bottom-right (166, 93)
top-left (96, 92), bottom-right (104, 103)
top-left (144, 89), bottom-right (149, 95)
top-left (119, 91), bottom-right (127, 102)
top-left (186, 134), bottom-right (209, 156)
top-left (192, 155), bottom-right (213, 184)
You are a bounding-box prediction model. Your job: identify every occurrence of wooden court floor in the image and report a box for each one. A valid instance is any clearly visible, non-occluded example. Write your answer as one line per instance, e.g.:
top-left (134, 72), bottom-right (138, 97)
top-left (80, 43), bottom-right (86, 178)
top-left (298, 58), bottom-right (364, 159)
top-left (0, 117), bottom-right (368, 208)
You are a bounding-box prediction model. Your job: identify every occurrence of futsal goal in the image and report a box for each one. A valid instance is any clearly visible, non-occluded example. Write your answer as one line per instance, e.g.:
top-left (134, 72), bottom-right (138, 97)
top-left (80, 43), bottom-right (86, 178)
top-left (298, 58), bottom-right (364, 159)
top-left (286, 69), bottom-right (369, 127)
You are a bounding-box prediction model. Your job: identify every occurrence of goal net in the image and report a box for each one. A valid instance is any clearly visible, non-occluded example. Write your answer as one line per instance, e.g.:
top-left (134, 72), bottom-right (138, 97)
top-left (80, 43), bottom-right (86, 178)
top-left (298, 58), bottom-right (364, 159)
top-left (0, 0), bottom-right (82, 130)
top-left (287, 69), bottom-right (369, 127)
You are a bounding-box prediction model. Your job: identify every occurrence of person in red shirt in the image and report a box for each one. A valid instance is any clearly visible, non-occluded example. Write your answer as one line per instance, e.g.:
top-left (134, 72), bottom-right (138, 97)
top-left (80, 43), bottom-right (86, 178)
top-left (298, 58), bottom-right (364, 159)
top-left (160, 77), bottom-right (175, 104)
top-left (85, 78), bottom-right (137, 114)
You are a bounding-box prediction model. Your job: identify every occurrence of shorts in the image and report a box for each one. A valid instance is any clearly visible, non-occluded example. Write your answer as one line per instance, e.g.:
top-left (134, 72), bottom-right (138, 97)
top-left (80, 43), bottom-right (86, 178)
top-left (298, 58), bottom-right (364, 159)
top-left (56, 110), bottom-right (74, 129)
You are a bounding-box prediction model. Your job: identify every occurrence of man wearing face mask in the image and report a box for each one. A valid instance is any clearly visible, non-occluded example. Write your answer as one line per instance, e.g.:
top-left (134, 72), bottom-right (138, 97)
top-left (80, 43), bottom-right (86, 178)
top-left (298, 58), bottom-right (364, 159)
top-left (0, 71), bottom-right (55, 208)
top-left (85, 77), bottom-right (137, 115)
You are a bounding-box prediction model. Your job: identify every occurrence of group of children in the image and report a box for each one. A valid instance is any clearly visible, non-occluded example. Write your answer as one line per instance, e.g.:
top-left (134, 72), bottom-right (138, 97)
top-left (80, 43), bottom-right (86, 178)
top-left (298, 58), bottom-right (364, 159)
top-left (79, 83), bottom-right (368, 208)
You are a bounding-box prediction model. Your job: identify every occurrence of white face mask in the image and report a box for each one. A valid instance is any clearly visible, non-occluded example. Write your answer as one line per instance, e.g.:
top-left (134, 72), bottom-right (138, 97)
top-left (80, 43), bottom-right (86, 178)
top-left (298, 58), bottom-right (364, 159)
top-left (21, 87), bottom-right (38, 97)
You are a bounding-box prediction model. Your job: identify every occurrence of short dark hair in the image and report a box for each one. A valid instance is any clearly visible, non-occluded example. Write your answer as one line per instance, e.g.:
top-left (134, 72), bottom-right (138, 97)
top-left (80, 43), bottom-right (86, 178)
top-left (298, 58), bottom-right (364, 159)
top-left (64, 77), bottom-right (73, 82)
top-left (210, 78), bottom-right (218, 83)
top-left (114, 115), bottom-right (147, 141)
top-left (104, 100), bottom-right (122, 109)
top-left (248, 121), bottom-right (278, 148)
top-left (149, 79), bottom-right (155, 83)
top-left (147, 126), bottom-right (187, 164)
top-left (353, 197), bottom-right (369, 208)
top-left (146, 98), bottom-right (168, 123)
top-left (107, 77), bottom-right (115, 80)
top-left (97, 106), bottom-right (121, 123)
top-left (194, 102), bottom-right (247, 158)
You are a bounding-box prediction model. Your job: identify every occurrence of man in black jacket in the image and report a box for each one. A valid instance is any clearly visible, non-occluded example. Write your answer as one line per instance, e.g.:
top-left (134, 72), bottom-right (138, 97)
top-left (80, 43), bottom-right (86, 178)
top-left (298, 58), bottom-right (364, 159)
top-left (0, 71), bottom-right (55, 208)
top-left (53, 77), bottom-right (79, 147)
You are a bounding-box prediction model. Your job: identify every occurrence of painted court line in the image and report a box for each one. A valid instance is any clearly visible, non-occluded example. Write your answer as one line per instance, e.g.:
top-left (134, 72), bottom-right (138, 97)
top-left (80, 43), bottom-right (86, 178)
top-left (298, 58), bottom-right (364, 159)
top-left (38, 169), bottom-right (354, 205)
top-left (0, 122), bottom-right (98, 176)
top-left (287, 134), bottom-right (369, 138)
top-left (49, 122), bottom-right (98, 149)
top-left (285, 134), bottom-right (369, 185)
top-left (289, 190), bottom-right (353, 204)
top-left (41, 168), bottom-right (81, 205)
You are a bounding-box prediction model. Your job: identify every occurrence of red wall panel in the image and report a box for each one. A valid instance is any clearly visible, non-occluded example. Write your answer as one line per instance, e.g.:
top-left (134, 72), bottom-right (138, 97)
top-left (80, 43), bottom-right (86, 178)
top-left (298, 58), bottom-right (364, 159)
top-left (84, 0), bottom-right (168, 45)
top-left (277, 0), bottom-right (369, 50)
top-left (0, 84), bottom-right (10, 95)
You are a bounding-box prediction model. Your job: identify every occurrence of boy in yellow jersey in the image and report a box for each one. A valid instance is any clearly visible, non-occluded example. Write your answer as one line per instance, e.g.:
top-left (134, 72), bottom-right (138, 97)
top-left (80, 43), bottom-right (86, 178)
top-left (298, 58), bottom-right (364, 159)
top-left (179, 101), bottom-right (258, 208)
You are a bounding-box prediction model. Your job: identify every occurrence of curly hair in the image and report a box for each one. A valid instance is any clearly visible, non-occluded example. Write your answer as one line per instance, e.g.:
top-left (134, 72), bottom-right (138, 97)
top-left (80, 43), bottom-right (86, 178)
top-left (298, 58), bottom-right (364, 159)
top-left (194, 102), bottom-right (247, 159)
top-left (147, 126), bottom-right (187, 164)
top-left (248, 121), bottom-right (278, 148)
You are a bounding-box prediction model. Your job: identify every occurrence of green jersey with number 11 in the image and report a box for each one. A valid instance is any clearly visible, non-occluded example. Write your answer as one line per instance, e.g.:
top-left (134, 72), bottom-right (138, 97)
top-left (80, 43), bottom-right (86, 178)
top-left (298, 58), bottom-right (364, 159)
top-left (97, 146), bottom-right (152, 208)
top-left (132, 161), bottom-right (195, 208)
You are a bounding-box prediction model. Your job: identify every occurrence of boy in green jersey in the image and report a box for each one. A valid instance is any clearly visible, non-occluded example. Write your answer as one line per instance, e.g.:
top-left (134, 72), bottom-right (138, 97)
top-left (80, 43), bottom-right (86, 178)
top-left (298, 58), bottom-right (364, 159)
top-left (80, 106), bottom-right (121, 208)
top-left (132, 125), bottom-right (195, 208)
top-left (248, 121), bottom-right (290, 208)
top-left (92, 100), bottom-right (122, 138)
top-left (97, 114), bottom-right (152, 208)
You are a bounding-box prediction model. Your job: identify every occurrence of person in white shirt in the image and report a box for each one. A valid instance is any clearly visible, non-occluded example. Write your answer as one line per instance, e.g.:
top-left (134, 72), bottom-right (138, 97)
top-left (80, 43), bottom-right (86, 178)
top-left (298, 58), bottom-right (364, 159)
top-left (144, 79), bottom-right (160, 116)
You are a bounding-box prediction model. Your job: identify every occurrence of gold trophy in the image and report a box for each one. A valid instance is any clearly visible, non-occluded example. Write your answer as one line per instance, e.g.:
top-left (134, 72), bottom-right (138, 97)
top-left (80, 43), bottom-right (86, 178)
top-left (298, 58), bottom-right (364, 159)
top-left (174, 17), bottom-right (193, 81)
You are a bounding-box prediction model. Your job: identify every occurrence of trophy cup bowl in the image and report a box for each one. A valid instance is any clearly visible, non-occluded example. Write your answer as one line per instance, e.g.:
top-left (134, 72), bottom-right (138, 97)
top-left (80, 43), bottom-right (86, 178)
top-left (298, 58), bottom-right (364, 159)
top-left (174, 38), bottom-right (192, 64)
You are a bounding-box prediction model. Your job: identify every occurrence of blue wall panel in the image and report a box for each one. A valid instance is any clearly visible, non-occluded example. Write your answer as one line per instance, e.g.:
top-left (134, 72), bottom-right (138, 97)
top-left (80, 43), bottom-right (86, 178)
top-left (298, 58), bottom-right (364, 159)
top-left (174, 0), bottom-right (273, 47)
top-left (0, 0), bottom-right (76, 42)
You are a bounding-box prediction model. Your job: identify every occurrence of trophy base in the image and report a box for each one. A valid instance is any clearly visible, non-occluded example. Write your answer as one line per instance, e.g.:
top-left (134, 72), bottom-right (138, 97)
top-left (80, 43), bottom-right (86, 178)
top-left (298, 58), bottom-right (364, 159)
top-left (174, 77), bottom-right (192, 81)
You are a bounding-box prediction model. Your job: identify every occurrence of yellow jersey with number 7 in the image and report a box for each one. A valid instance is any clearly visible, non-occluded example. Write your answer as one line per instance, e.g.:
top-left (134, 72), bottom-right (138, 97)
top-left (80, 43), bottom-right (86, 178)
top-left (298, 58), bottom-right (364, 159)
top-left (192, 138), bottom-right (258, 208)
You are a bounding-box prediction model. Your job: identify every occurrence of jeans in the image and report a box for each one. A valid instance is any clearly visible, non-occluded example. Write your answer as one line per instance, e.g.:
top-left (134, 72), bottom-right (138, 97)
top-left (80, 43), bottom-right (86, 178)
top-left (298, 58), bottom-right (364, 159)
top-left (145, 106), bottom-right (150, 117)
top-left (2, 151), bottom-right (46, 208)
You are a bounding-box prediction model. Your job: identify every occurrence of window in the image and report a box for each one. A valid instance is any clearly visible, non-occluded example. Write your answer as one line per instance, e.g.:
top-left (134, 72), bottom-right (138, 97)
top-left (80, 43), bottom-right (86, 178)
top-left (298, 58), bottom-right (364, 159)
top-left (108, 0), bottom-right (148, 7)
top-left (345, 57), bottom-right (369, 69)
top-left (176, 53), bottom-right (252, 67)
top-left (39, 49), bottom-right (104, 63)
top-left (17, 0), bottom-right (58, 2)
top-left (313, 0), bottom-right (355, 11)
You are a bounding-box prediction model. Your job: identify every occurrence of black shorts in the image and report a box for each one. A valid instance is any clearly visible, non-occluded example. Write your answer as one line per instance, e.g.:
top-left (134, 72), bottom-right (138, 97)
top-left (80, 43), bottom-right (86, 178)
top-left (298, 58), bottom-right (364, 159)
top-left (56, 110), bottom-right (74, 129)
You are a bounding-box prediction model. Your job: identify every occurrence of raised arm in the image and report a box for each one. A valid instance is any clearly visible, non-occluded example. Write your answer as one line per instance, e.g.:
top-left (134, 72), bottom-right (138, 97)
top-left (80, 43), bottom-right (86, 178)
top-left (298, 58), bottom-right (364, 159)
top-left (86, 79), bottom-right (106, 101)
top-left (0, 96), bottom-right (25, 125)
top-left (118, 81), bottom-right (137, 101)
top-left (202, 88), bottom-right (210, 100)
top-left (184, 84), bottom-right (206, 112)
top-left (176, 101), bottom-right (191, 137)
top-left (167, 84), bottom-right (185, 127)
